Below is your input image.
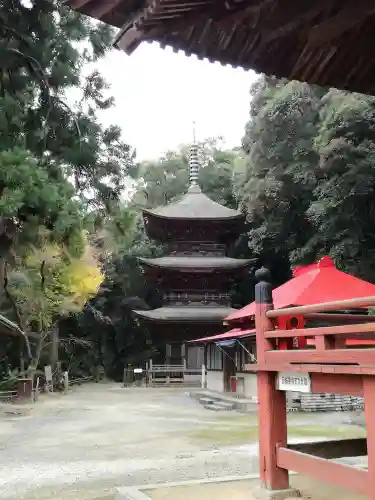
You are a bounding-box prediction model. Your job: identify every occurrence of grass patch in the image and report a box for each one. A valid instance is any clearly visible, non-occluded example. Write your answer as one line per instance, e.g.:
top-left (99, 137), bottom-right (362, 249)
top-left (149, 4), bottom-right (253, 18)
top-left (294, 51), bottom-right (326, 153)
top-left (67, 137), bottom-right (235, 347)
top-left (189, 423), bottom-right (365, 446)
top-left (190, 425), bottom-right (259, 446)
top-left (216, 414), bottom-right (258, 425)
top-left (289, 425), bottom-right (366, 439)
top-left (216, 412), bottom-right (306, 426)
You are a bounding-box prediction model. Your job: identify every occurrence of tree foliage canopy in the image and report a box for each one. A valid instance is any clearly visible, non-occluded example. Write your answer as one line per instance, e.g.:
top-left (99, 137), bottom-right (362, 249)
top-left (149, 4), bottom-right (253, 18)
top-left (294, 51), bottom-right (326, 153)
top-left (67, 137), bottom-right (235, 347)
top-left (0, 0), bottom-right (136, 382)
top-left (235, 75), bottom-right (375, 282)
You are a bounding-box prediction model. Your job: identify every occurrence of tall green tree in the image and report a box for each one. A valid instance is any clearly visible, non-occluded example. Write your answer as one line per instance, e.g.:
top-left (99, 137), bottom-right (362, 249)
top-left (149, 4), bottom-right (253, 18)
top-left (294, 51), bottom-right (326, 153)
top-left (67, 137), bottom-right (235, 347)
top-left (302, 89), bottom-right (375, 279)
top-left (1, 0), bottom-right (135, 227)
top-left (234, 77), bottom-right (322, 267)
top-left (236, 74), bottom-right (375, 283)
top-left (0, 0), bottom-right (136, 378)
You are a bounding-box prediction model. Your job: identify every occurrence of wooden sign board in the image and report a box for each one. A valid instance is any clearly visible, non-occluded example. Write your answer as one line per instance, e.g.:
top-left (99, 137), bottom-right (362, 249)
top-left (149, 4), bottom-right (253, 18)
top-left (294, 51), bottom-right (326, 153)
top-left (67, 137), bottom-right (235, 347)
top-left (277, 371), bottom-right (311, 393)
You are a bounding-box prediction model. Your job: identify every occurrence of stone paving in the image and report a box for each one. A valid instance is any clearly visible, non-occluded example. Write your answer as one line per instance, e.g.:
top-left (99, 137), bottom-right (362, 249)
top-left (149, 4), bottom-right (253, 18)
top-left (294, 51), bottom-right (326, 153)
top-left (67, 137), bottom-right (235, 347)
top-left (0, 383), bottom-right (364, 500)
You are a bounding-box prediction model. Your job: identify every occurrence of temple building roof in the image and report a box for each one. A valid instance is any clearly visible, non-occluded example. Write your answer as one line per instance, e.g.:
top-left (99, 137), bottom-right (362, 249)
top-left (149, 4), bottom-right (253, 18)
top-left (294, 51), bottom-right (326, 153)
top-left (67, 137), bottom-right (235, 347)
top-left (68, 0), bottom-right (375, 95)
top-left (139, 256), bottom-right (254, 270)
top-left (134, 306), bottom-right (237, 322)
top-left (143, 186), bottom-right (243, 221)
top-left (143, 143), bottom-right (243, 222)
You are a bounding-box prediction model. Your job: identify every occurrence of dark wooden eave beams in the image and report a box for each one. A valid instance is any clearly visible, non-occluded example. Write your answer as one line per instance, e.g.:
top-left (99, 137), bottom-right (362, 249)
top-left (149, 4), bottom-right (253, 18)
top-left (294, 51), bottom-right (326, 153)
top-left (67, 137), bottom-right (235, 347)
top-left (115, 24), bottom-right (144, 53)
top-left (70, 0), bottom-right (91, 9)
top-left (89, 0), bottom-right (125, 20)
top-left (260, 0), bottom-right (330, 44)
top-left (307, 0), bottom-right (375, 47)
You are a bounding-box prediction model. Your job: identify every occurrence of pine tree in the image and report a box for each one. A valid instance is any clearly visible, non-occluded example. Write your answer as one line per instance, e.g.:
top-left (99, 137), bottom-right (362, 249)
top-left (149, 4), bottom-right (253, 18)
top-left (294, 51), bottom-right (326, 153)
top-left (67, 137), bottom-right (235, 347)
top-left (0, 0), bottom-right (135, 226)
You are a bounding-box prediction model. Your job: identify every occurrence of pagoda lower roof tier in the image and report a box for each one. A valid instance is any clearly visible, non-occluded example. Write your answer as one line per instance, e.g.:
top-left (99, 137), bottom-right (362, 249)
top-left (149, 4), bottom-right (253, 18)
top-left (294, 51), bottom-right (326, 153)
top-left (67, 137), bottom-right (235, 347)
top-left (134, 306), bottom-right (237, 322)
top-left (139, 256), bottom-right (254, 271)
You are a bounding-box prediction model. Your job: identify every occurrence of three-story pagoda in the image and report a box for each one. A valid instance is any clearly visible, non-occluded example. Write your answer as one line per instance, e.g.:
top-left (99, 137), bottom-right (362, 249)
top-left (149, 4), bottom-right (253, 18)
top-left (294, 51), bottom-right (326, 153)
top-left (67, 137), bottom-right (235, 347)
top-left (134, 144), bottom-right (253, 368)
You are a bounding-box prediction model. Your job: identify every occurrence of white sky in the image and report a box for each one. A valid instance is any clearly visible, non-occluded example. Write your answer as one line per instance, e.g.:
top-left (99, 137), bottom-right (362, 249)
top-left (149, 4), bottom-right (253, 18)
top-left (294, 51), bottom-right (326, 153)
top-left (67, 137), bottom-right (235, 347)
top-left (94, 42), bottom-right (258, 161)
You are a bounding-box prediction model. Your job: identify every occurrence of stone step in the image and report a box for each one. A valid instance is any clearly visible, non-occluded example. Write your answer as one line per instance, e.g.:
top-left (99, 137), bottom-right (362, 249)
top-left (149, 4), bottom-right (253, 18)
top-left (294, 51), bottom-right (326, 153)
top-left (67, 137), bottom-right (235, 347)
top-left (203, 404), bottom-right (232, 412)
top-left (203, 401), bottom-right (234, 412)
top-left (190, 390), bottom-right (257, 413)
top-left (215, 401), bottom-right (235, 409)
top-left (198, 397), bottom-right (215, 405)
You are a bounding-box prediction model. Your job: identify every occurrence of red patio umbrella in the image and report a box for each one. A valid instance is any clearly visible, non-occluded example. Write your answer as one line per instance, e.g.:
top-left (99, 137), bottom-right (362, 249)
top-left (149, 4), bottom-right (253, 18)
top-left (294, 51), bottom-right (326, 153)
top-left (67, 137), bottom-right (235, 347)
top-left (226, 256), bottom-right (375, 323)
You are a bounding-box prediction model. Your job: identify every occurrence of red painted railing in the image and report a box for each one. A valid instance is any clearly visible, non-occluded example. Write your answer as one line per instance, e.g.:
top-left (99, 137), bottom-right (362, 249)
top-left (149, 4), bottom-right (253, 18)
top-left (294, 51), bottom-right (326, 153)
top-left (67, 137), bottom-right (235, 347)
top-left (252, 269), bottom-right (375, 499)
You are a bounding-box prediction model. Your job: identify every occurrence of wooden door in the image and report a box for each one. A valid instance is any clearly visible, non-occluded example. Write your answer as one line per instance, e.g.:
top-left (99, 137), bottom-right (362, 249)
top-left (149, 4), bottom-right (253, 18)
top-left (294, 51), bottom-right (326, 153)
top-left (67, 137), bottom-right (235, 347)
top-left (223, 347), bottom-right (236, 392)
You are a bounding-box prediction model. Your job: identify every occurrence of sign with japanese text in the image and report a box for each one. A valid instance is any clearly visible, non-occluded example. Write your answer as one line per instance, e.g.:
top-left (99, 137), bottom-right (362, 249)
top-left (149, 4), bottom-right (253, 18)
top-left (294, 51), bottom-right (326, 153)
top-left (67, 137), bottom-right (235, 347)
top-left (277, 371), bottom-right (311, 393)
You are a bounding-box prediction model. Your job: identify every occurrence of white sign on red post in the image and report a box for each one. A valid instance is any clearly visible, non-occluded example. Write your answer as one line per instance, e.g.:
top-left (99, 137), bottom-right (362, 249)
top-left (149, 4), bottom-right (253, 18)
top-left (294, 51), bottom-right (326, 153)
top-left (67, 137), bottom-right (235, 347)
top-left (277, 371), bottom-right (311, 393)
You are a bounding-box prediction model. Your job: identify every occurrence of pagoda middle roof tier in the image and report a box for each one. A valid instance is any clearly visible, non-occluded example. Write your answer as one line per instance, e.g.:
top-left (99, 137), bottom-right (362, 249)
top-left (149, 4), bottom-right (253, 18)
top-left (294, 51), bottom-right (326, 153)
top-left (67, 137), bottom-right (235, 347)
top-left (143, 187), bottom-right (243, 221)
top-left (134, 306), bottom-right (237, 322)
top-left (139, 256), bottom-right (254, 271)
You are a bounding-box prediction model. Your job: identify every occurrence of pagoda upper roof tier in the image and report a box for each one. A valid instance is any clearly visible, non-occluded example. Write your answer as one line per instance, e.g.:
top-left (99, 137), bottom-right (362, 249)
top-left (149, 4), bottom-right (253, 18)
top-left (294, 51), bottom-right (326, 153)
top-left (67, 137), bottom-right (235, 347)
top-left (134, 306), bottom-right (236, 322)
top-left (143, 186), bottom-right (243, 222)
top-left (139, 256), bottom-right (254, 271)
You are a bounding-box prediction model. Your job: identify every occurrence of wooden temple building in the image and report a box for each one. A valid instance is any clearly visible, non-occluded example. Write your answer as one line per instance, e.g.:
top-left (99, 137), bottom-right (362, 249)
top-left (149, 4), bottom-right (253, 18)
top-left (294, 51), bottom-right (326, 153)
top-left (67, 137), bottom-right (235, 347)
top-left (133, 144), bottom-right (253, 376)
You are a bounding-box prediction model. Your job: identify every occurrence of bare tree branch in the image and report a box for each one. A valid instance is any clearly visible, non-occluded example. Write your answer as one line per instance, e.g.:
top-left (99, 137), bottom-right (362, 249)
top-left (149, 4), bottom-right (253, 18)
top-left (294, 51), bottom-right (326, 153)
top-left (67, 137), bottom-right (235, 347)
top-left (3, 262), bottom-right (32, 358)
top-left (40, 260), bottom-right (46, 291)
top-left (4, 262), bottom-right (25, 331)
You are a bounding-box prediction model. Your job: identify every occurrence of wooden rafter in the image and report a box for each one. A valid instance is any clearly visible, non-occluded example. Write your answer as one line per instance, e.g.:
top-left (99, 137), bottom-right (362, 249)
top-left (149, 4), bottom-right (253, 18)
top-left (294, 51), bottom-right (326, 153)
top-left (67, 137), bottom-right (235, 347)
top-left (115, 24), bottom-right (156, 52)
top-left (261, 0), bottom-right (329, 43)
top-left (307, 2), bottom-right (375, 47)
top-left (89, 0), bottom-right (125, 19)
top-left (70, 0), bottom-right (92, 9)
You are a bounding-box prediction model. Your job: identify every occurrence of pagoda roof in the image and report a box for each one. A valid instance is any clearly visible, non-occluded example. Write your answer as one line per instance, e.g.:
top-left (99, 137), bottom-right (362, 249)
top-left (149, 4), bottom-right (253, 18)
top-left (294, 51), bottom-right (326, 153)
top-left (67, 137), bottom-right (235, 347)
top-left (68, 0), bottom-right (375, 96)
top-left (134, 306), bottom-right (237, 322)
top-left (139, 256), bottom-right (254, 271)
top-left (143, 187), bottom-right (243, 221)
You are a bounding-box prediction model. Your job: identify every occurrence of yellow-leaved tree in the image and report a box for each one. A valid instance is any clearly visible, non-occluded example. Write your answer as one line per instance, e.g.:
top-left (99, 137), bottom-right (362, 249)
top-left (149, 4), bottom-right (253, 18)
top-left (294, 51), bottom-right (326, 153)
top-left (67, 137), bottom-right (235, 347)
top-left (6, 233), bottom-right (104, 374)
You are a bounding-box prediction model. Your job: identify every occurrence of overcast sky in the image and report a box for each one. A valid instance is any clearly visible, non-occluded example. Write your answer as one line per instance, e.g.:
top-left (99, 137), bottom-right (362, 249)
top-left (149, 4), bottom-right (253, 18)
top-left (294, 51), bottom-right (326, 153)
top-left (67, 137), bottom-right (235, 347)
top-left (93, 42), bottom-right (258, 161)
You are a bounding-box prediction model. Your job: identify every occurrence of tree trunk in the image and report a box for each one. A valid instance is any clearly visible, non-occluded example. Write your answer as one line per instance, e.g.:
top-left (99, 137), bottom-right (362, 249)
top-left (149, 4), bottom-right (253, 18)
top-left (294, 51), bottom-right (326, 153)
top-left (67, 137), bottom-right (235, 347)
top-left (19, 337), bottom-right (25, 375)
top-left (50, 322), bottom-right (59, 370)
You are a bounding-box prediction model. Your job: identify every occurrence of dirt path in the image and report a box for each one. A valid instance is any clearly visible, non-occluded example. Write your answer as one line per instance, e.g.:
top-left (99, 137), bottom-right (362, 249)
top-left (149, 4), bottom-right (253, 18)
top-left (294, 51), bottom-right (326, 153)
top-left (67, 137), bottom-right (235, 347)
top-left (0, 383), bottom-right (364, 500)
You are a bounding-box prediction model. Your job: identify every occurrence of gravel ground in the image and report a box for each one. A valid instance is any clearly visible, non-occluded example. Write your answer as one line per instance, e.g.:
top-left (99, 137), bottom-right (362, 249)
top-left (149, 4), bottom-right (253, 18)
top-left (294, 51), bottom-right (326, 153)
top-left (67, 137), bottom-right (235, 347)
top-left (0, 383), bottom-right (364, 500)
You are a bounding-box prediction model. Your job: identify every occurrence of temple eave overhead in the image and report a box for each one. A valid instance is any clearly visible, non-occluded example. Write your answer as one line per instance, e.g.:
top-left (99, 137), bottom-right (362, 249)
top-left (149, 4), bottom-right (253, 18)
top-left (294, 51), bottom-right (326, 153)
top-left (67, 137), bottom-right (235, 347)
top-left (134, 306), bottom-right (237, 322)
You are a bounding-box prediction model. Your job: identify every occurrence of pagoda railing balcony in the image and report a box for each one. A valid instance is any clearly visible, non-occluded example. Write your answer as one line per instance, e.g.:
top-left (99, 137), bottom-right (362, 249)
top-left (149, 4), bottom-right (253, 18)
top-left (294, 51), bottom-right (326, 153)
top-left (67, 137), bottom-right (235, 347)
top-left (167, 241), bottom-right (226, 257)
top-left (163, 291), bottom-right (230, 306)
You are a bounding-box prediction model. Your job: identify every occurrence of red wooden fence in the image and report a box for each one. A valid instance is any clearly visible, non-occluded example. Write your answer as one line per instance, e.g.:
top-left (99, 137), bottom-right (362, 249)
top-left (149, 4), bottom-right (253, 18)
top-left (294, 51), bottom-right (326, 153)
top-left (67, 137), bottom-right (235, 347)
top-left (247, 268), bottom-right (375, 498)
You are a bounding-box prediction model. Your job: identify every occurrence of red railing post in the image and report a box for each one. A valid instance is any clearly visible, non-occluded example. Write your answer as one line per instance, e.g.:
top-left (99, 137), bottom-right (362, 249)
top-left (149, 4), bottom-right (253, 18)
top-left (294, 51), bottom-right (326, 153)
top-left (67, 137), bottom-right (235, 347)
top-left (255, 268), bottom-right (290, 491)
top-left (363, 375), bottom-right (375, 499)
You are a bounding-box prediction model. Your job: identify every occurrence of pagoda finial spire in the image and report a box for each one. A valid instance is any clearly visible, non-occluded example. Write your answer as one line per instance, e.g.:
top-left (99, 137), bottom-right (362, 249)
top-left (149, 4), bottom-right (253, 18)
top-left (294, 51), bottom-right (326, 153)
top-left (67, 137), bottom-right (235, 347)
top-left (188, 121), bottom-right (201, 193)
